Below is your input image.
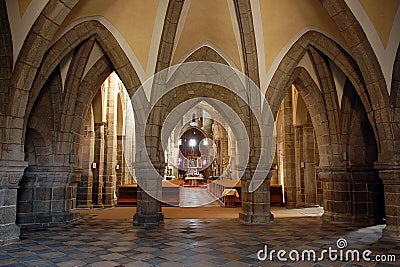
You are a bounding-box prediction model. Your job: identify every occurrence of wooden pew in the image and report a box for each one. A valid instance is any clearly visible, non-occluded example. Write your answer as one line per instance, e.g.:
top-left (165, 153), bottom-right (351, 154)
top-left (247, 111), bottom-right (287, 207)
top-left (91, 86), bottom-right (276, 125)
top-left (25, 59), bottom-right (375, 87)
top-left (207, 180), bottom-right (241, 207)
top-left (270, 184), bottom-right (284, 205)
top-left (117, 183), bottom-right (138, 206)
top-left (161, 180), bottom-right (182, 206)
top-left (207, 180), bottom-right (284, 207)
top-left (117, 180), bottom-right (183, 207)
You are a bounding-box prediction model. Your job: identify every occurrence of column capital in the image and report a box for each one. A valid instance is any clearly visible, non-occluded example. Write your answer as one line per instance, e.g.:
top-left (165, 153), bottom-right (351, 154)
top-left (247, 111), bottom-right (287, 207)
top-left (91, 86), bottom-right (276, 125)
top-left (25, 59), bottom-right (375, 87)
top-left (316, 165), bottom-right (348, 182)
top-left (23, 165), bottom-right (82, 186)
top-left (374, 161), bottom-right (400, 171)
top-left (374, 161), bottom-right (400, 185)
top-left (0, 161), bottom-right (28, 188)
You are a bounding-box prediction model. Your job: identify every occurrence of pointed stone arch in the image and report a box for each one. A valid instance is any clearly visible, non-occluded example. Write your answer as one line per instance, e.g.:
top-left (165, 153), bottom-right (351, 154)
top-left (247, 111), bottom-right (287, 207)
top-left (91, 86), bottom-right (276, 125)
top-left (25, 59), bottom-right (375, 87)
top-left (27, 20), bottom-right (142, 132)
top-left (266, 30), bottom-right (380, 153)
top-left (9, 0), bottom-right (79, 118)
top-left (319, 0), bottom-right (396, 164)
top-left (0, 0), bottom-right (12, 115)
top-left (320, 0), bottom-right (388, 100)
top-left (390, 43), bottom-right (400, 145)
top-left (155, 0), bottom-right (184, 73)
top-left (233, 0), bottom-right (260, 87)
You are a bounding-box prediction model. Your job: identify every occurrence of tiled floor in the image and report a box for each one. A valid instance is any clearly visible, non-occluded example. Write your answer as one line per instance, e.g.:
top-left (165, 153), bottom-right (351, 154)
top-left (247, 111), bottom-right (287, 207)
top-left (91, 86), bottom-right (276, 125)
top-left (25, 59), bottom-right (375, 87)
top-left (1, 216), bottom-right (399, 267)
top-left (179, 187), bottom-right (221, 207)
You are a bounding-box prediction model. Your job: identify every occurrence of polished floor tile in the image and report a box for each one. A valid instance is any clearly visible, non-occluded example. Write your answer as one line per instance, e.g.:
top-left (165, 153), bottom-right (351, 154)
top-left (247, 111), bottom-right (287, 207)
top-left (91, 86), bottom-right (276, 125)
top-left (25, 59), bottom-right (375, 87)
top-left (1, 215), bottom-right (399, 267)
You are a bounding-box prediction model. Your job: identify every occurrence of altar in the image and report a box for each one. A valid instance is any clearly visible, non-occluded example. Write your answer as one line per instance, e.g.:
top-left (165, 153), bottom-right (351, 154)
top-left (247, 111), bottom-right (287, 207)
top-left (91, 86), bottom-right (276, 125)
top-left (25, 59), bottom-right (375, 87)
top-left (184, 176), bottom-right (204, 186)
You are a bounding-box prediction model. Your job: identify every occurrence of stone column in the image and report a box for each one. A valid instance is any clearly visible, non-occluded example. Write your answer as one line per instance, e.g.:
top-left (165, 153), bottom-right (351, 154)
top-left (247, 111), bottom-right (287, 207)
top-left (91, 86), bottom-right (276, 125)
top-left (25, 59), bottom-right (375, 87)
top-left (294, 125), bottom-right (304, 206)
top-left (131, 90), bottom-right (164, 226)
top-left (239, 164), bottom-right (273, 224)
top-left (133, 162), bottom-right (164, 226)
top-left (315, 141), bottom-right (323, 206)
top-left (0, 163), bottom-right (27, 245)
top-left (348, 167), bottom-right (384, 225)
top-left (229, 137), bottom-right (238, 180)
top-left (294, 124), bottom-right (316, 207)
top-left (281, 92), bottom-right (296, 207)
top-left (103, 79), bottom-right (117, 207)
top-left (77, 127), bottom-right (94, 208)
top-left (375, 162), bottom-right (400, 240)
top-left (17, 166), bottom-right (80, 228)
top-left (220, 134), bottom-right (229, 176)
top-left (317, 166), bottom-right (351, 222)
top-left (92, 122), bottom-right (105, 207)
top-left (116, 136), bottom-right (123, 185)
top-left (302, 124), bottom-right (317, 206)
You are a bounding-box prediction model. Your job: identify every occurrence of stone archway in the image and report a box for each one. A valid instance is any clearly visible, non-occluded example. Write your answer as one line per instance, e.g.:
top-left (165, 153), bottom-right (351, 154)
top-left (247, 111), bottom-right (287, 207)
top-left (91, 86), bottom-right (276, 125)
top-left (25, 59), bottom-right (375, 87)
top-left (266, 29), bottom-right (393, 230)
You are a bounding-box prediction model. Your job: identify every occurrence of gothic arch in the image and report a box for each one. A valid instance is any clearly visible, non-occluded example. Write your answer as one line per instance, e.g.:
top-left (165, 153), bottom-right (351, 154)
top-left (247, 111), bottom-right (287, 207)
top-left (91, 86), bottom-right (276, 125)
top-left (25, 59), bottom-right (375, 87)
top-left (67, 55), bottom-right (114, 160)
top-left (155, 0), bottom-right (184, 73)
top-left (26, 20), bottom-right (142, 132)
top-left (320, 0), bottom-right (395, 164)
top-left (390, 43), bottom-right (400, 156)
top-left (9, 0), bottom-right (79, 119)
top-left (266, 30), bottom-right (378, 154)
top-left (0, 0), bottom-right (12, 115)
top-left (341, 80), bottom-right (385, 224)
top-left (233, 0), bottom-right (260, 86)
top-left (289, 67), bottom-right (333, 167)
top-left (320, 0), bottom-right (388, 102)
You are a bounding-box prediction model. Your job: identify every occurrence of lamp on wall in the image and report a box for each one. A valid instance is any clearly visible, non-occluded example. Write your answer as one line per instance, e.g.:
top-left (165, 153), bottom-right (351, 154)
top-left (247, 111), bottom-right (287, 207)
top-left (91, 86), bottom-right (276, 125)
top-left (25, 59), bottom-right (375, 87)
top-left (92, 162), bottom-right (97, 169)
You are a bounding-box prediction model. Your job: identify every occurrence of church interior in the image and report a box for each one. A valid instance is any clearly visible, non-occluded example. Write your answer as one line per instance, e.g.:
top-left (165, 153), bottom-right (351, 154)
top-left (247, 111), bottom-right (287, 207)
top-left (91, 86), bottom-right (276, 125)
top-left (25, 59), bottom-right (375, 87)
top-left (0, 0), bottom-right (399, 266)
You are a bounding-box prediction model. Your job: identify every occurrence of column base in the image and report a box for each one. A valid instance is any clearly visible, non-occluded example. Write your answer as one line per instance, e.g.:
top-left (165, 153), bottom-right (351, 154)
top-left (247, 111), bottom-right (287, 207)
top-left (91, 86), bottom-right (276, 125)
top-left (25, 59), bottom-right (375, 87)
top-left (77, 203), bottom-right (93, 209)
top-left (0, 223), bottom-right (20, 245)
top-left (382, 225), bottom-right (400, 240)
top-left (102, 203), bottom-right (116, 208)
top-left (18, 210), bottom-right (80, 228)
top-left (285, 202), bottom-right (297, 208)
top-left (133, 212), bottom-right (164, 226)
top-left (322, 211), bottom-right (350, 223)
top-left (239, 212), bottom-right (273, 224)
top-left (351, 215), bottom-right (376, 226)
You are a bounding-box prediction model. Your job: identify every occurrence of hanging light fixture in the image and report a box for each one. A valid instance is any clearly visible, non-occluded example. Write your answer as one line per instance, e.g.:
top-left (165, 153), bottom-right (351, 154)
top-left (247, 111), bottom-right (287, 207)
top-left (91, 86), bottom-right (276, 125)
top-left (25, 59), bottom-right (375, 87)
top-left (190, 113), bottom-right (198, 127)
top-left (189, 139), bottom-right (196, 147)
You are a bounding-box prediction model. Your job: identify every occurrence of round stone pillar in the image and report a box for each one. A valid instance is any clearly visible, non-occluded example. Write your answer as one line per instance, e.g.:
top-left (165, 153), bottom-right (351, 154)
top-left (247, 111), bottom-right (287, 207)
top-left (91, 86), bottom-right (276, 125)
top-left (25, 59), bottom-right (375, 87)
top-left (375, 162), bottom-right (400, 240)
top-left (0, 162), bottom-right (27, 245)
top-left (133, 162), bottom-right (164, 226)
top-left (317, 166), bottom-right (351, 223)
top-left (239, 166), bottom-right (273, 224)
top-left (17, 166), bottom-right (80, 228)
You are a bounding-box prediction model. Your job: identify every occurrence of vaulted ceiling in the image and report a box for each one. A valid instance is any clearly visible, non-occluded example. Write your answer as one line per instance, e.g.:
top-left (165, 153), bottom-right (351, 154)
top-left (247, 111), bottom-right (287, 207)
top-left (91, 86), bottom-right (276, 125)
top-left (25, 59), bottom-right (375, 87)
top-left (5, 0), bottom-right (400, 95)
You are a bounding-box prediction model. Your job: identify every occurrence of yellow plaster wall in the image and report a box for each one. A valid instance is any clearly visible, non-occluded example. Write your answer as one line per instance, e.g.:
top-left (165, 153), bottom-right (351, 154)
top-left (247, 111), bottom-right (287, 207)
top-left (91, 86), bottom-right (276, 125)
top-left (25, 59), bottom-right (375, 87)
top-left (260, 0), bottom-right (347, 72)
top-left (171, 0), bottom-right (242, 69)
top-left (58, 0), bottom-right (159, 70)
top-left (18, 0), bottom-right (31, 17)
top-left (359, 0), bottom-right (400, 48)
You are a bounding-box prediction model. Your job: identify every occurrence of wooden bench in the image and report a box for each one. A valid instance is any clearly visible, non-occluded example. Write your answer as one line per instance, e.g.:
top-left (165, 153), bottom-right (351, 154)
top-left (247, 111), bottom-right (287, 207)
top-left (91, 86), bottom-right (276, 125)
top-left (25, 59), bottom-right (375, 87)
top-left (207, 180), bottom-right (241, 207)
top-left (117, 183), bottom-right (138, 206)
top-left (117, 180), bottom-right (183, 207)
top-left (161, 180), bottom-right (182, 206)
top-left (270, 184), bottom-right (284, 205)
top-left (207, 180), bottom-right (284, 207)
